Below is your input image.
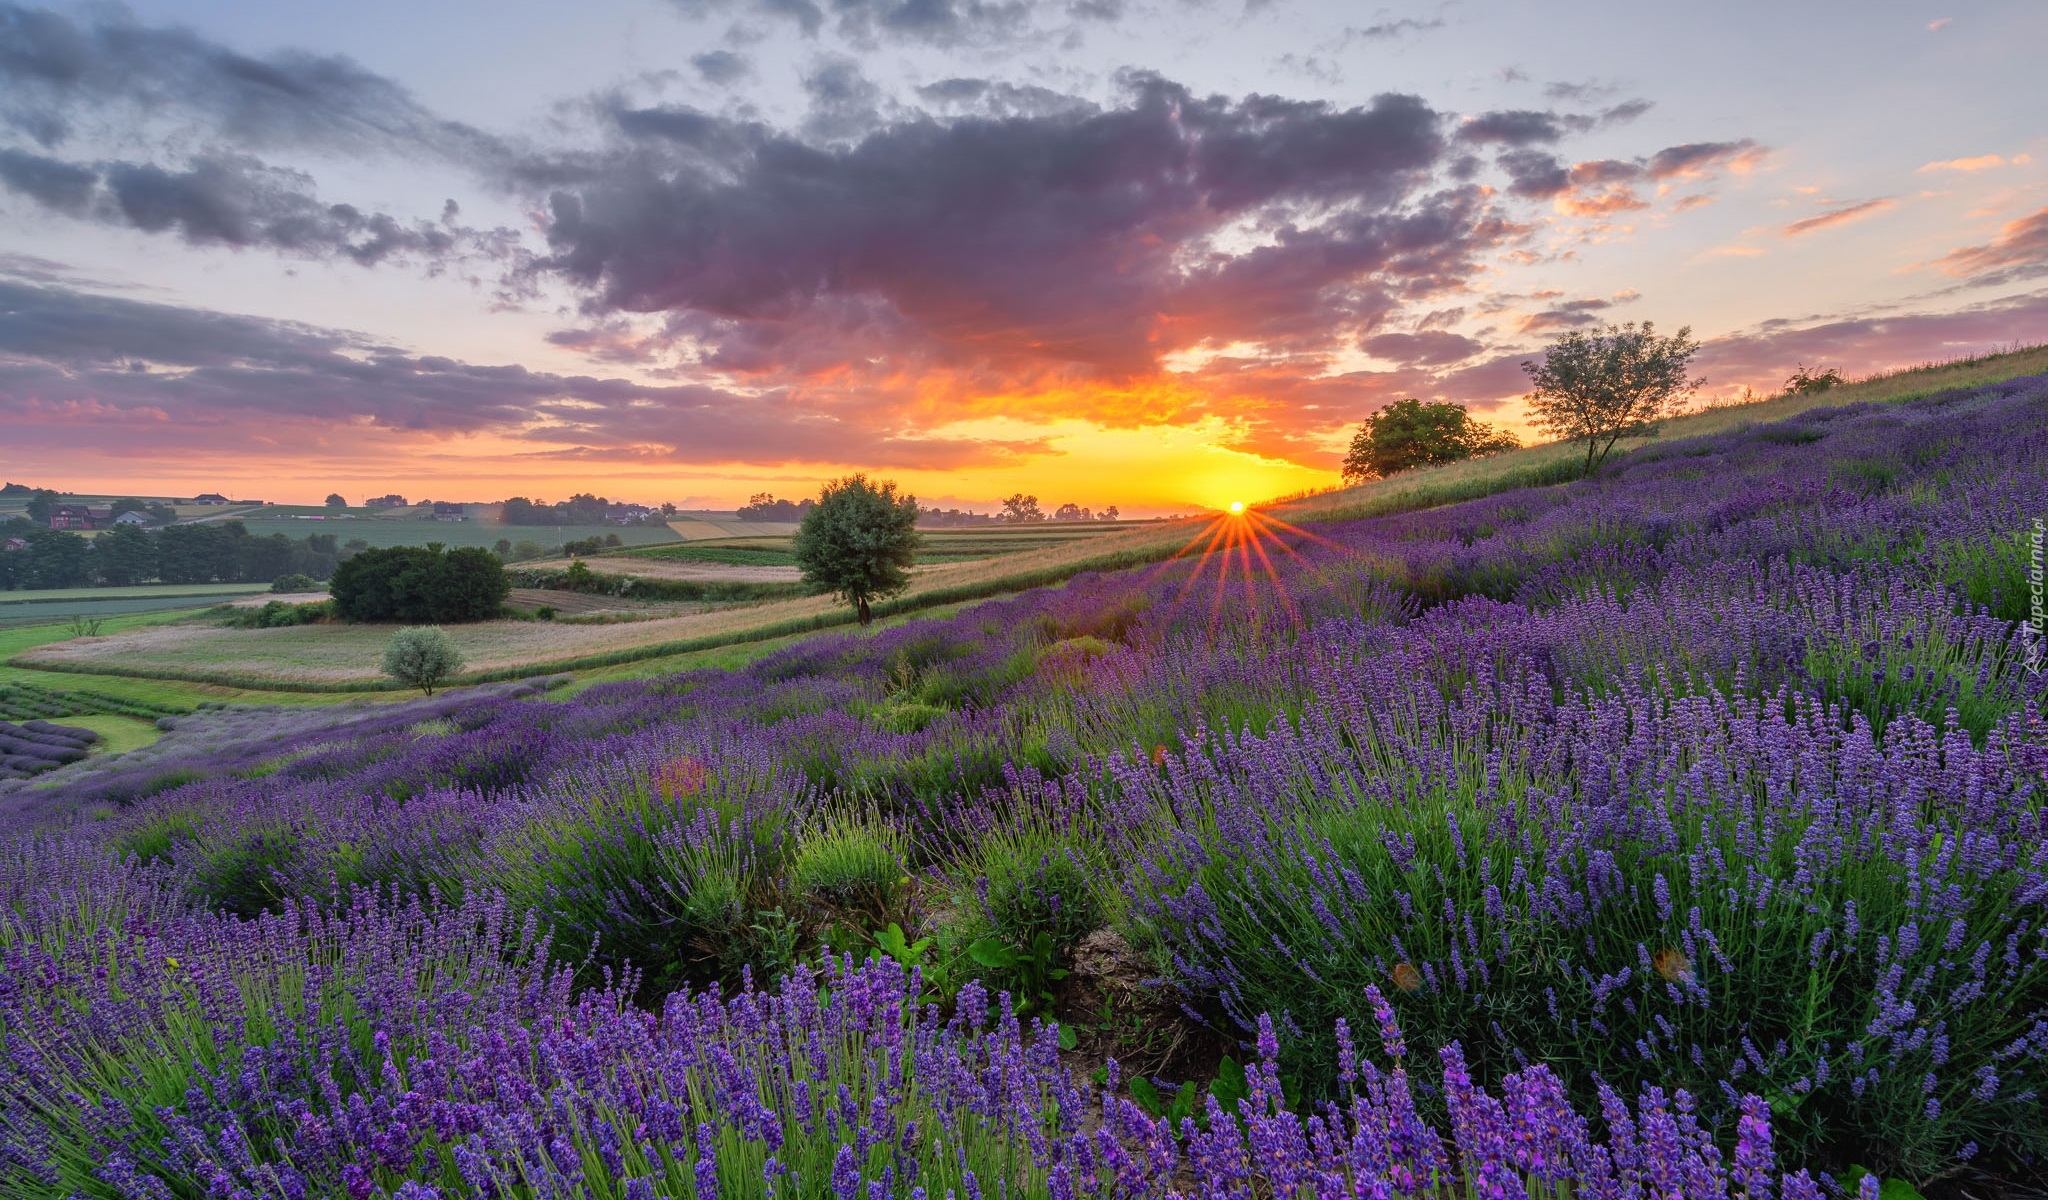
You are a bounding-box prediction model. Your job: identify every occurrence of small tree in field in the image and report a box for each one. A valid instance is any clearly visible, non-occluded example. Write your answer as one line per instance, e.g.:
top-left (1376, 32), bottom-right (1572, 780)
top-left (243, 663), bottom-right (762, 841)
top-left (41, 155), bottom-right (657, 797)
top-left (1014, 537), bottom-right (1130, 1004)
top-left (793, 475), bottom-right (922, 625)
top-left (383, 626), bottom-right (463, 694)
top-left (1522, 321), bottom-right (1703, 475)
top-left (1341, 399), bottom-right (1520, 482)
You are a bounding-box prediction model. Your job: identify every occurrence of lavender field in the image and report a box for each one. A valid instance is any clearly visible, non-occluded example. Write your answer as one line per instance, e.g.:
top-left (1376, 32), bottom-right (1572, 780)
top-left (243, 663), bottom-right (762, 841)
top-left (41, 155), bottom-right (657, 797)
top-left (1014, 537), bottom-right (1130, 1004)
top-left (4, 376), bottom-right (2046, 1198)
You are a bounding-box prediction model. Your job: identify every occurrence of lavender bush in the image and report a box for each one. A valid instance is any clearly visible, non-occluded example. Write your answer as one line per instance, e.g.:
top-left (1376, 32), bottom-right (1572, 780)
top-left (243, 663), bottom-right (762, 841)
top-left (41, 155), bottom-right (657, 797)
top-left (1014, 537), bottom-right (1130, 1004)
top-left (2, 372), bottom-right (2045, 1193)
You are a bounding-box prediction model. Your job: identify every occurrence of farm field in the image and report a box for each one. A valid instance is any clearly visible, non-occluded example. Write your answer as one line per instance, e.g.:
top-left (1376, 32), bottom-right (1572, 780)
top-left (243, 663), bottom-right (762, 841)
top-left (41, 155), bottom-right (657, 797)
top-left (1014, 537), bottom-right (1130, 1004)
top-left (0, 582), bottom-right (270, 627)
top-left (228, 518), bottom-right (682, 551)
top-left (2, 367), bottom-right (2045, 1198)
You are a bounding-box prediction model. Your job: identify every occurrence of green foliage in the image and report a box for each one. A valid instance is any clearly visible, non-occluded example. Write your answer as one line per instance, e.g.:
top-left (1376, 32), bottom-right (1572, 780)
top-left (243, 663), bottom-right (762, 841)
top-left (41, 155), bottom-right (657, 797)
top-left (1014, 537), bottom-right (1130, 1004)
top-left (966, 932), bottom-right (1068, 1017)
top-left (223, 600), bottom-right (330, 629)
top-left (981, 832), bottom-right (1105, 953)
top-left (271, 572), bottom-right (319, 593)
top-left (329, 544), bottom-right (509, 623)
top-left (1128, 1058), bottom-right (1251, 1134)
top-left (190, 828), bottom-right (300, 917)
top-left (789, 818), bottom-right (905, 925)
top-left (381, 627), bottom-right (464, 694)
top-left (1522, 320), bottom-right (1703, 474)
top-left (1341, 399), bottom-right (1520, 482)
top-left (793, 474), bottom-right (923, 624)
top-left (562, 533), bottom-right (623, 557)
top-left (1786, 364), bottom-right (1847, 394)
top-left (64, 614), bottom-right (104, 638)
top-left (93, 522), bottom-right (159, 586)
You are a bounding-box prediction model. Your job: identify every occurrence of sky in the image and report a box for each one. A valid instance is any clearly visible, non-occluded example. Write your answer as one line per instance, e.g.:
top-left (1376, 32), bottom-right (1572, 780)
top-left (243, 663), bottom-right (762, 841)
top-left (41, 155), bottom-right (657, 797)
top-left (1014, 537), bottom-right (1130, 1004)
top-left (1, 0), bottom-right (2044, 514)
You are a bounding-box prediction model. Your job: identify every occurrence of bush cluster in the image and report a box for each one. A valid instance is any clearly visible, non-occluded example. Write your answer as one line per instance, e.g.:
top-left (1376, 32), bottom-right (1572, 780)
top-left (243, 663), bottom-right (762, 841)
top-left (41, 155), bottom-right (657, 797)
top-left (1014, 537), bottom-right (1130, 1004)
top-left (328, 544), bottom-right (508, 623)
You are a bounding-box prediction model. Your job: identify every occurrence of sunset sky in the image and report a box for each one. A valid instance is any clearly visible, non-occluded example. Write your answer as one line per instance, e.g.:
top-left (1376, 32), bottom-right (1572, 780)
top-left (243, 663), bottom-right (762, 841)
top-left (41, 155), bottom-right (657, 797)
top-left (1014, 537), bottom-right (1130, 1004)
top-left (2, 0), bottom-right (2044, 513)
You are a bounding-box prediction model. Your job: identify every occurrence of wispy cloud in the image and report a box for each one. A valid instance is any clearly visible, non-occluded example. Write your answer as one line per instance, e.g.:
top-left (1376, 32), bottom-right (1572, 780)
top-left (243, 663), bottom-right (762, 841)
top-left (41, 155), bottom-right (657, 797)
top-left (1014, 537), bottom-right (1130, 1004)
top-left (1781, 198), bottom-right (1894, 237)
top-left (1926, 16), bottom-right (1952, 31)
top-left (1930, 207), bottom-right (2048, 284)
top-left (1918, 153), bottom-right (2029, 173)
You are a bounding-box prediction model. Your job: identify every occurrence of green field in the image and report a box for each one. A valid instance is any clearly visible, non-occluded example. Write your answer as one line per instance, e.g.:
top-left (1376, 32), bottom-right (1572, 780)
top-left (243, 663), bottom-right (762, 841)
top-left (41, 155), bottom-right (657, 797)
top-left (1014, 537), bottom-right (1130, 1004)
top-left (231, 519), bottom-right (682, 551)
top-left (0, 591), bottom-right (267, 628)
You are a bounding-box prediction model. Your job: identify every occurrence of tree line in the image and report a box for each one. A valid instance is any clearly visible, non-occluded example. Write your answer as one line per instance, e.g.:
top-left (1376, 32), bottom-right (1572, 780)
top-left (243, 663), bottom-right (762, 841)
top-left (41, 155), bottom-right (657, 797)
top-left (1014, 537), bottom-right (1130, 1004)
top-left (0, 520), bottom-right (343, 590)
top-left (1343, 321), bottom-right (1709, 482)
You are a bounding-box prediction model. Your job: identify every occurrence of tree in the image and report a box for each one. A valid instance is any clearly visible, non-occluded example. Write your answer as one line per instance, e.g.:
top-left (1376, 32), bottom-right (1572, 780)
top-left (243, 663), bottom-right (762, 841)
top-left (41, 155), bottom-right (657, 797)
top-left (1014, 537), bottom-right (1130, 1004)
top-left (1100, 506), bottom-right (1120, 521)
top-left (26, 489), bottom-right (61, 524)
top-left (1001, 494), bottom-right (1044, 524)
top-left (1053, 503), bottom-right (1092, 522)
top-left (792, 474), bottom-right (921, 625)
top-left (93, 522), bottom-right (158, 586)
top-left (383, 627), bottom-right (464, 695)
top-left (1341, 399), bottom-right (1521, 482)
top-left (325, 492), bottom-right (348, 508)
top-left (1522, 321), bottom-right (1703, 475)
top-left (330, 545), bottom-right (508, 623)
top-left (21, 529), bottom-right (90, 588)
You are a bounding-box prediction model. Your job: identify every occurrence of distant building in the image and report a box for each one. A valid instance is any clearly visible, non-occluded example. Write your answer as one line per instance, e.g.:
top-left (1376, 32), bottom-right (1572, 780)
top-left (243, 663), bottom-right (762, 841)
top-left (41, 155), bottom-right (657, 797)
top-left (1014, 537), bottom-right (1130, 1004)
top-left (49, 504), bottom-right (114, 530)
top-left (111, 510), bottom-right (153, 527)
top-left (191, 493), bottom-right (232, 505)
top-left (432, 502), bottom-right (467, 522)
top-left (2, 536), bottom-right (25, 553)
top-left (366, 494), bottom-right (409, 509)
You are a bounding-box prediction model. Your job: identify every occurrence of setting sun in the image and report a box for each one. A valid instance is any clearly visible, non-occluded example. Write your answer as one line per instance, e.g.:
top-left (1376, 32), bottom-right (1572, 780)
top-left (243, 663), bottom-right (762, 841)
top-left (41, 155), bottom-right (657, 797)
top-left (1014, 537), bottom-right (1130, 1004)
top-left (1228, 500), bottom-right (1247, 514)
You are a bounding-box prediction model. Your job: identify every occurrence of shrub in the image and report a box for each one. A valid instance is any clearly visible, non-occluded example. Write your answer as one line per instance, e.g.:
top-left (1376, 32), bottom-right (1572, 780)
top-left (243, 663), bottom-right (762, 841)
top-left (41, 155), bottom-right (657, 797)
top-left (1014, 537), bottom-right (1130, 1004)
top-left (270, 572), bottom-right (319, 593)
top-left (381, 627), bottom-right (464, 695)
top-left (789, 817), bottom-right (904, 925)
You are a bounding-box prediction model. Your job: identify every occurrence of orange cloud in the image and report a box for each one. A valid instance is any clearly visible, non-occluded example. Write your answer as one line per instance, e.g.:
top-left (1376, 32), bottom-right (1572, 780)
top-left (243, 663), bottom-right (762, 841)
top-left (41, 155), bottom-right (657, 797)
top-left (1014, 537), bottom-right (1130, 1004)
top-left (1781, 199), bottom-right (1894, 237)
top-left (1918, 154), bottom-right (2024, 173)
top-left (1931, 206), bottom-right (2048, 278)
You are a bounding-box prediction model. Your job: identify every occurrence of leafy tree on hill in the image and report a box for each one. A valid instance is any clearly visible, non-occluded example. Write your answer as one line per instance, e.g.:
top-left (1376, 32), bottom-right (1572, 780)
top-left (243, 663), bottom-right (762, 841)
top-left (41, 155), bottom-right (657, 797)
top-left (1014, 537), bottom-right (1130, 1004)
top-left (793, 475), bottom-right (921, 625)
top-left (1001, 494), bottom-right (1045, 523)
top-left (1522, 321), bottom-right (1703, 475)
top-left (382, 626), bottom-right (464, 695)
top-left (330, 544), bottom-right (508, 623)
top-left (1341, 399), bottom-right (1521, 482)
top-left (326, 492), bottom-right (348, 507)
top-left (25, 489), bottom-right (61, 524)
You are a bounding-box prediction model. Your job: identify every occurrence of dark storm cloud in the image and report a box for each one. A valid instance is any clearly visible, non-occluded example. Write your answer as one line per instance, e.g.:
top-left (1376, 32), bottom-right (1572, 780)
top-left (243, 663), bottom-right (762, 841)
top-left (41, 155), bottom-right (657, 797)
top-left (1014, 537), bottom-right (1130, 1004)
top-left (0, 2), bottom-right (503, 163)
top-left (0, 149), bottom-right (487, 265)
top-left (0, 279), bottom-right (1042, 467)
top-left (540, 76), bottom-right (1465, 381)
